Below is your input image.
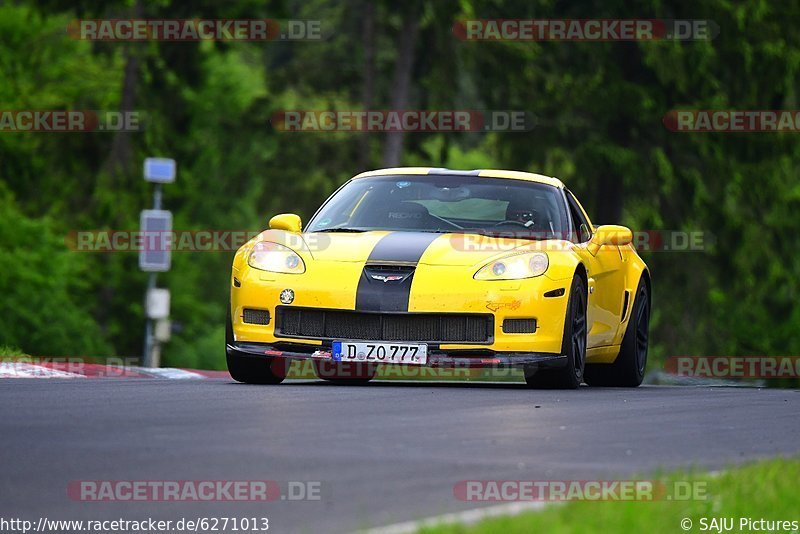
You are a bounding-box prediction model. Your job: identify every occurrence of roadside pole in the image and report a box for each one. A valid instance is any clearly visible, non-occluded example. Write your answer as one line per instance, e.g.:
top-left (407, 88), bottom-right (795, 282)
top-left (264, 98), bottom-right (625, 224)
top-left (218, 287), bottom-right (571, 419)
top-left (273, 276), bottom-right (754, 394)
top-left (140, 158), bottom-right (176, 367)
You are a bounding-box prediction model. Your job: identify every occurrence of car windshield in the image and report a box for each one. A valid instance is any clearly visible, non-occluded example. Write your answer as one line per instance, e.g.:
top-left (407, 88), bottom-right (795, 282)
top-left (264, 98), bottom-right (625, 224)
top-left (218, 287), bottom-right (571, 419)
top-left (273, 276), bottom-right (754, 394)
top-left (305, 174), bottom-right (569, 239)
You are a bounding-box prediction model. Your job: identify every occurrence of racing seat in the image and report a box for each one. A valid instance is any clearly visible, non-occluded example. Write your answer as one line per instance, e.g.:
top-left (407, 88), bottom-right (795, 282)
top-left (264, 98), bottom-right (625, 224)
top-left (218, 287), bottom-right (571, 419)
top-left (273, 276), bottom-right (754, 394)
top-left (354, 199), bottom-right (434, 230)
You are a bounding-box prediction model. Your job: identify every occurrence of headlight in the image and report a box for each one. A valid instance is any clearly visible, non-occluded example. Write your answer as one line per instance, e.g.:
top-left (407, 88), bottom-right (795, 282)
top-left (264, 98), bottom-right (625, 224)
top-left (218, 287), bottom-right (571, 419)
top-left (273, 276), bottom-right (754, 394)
top-left (474, 252), bottom-right (548, 280)
top-left (248, 242), bottom-right (306, 274)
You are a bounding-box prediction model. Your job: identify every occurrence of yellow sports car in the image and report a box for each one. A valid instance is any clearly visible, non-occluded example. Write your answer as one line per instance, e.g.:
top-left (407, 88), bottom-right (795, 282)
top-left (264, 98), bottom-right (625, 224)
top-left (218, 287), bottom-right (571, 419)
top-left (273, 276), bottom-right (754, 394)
top-left (226, 168), bottom-right (650, 389)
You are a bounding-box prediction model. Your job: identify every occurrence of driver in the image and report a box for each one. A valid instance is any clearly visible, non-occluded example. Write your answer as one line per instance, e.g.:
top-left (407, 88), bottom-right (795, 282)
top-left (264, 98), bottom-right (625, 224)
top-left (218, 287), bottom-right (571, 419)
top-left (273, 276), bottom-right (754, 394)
top-left (505, 199), bottom-right (541, 228)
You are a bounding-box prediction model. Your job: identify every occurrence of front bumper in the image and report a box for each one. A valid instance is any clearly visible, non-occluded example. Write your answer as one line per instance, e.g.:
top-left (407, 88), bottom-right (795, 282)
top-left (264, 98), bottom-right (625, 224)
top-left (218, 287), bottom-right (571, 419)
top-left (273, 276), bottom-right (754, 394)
top-left (227, 340), bottom-right (567, 369)
top-left (231, 260), bottom-right (572, 355)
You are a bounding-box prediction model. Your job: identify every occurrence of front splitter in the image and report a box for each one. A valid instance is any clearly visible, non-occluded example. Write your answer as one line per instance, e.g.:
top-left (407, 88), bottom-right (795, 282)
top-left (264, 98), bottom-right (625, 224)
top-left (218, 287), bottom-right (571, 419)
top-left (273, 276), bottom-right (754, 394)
top-left (228, 341), bottom-right (567, 369)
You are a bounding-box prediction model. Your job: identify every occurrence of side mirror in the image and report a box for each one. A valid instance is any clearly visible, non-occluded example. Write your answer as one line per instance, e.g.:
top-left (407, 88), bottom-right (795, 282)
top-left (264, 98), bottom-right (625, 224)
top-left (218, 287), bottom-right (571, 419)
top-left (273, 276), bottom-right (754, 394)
top-left (269, 213), bottom-right (302, 233)
top-left (589, 225), bottom-right (633, 252)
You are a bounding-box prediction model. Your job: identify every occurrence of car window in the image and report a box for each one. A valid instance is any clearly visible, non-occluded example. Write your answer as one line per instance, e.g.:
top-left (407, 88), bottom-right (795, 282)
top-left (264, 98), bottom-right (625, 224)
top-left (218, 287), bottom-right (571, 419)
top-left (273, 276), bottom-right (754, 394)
top-left (414, 198), bottom-right (508, 221)
top-left (565, 190), bottom-right (592, 243)
top-left (306, 175), bottom-right (569, 239)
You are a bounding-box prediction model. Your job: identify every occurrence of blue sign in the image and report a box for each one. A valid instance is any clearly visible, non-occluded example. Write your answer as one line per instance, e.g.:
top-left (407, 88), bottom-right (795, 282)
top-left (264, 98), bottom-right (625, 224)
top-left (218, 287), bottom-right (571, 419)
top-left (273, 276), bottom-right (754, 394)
top-left (143, 158), bottom-right (176, 183)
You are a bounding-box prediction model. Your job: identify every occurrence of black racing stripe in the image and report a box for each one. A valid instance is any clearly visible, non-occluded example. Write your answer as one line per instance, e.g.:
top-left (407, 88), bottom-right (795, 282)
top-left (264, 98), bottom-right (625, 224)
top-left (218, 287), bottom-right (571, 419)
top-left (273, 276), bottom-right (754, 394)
top-left (365, 231), bottom-right (441, 264)
top-left (355, 232), bottom-right (440, 312)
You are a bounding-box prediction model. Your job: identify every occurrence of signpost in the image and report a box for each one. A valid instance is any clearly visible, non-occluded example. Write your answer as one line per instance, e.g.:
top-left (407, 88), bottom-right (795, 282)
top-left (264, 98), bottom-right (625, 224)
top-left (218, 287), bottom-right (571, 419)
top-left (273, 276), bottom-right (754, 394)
top-left (139, 210), bottom-right (173, 272)
top-left (141, 158), bottom-right (176, 368)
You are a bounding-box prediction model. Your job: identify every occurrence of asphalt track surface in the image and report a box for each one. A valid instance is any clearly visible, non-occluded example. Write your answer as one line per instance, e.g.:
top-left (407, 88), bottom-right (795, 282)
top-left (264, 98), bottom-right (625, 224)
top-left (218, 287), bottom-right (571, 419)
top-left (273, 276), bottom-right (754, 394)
top-left (1, 379), bottom-right (799, 533)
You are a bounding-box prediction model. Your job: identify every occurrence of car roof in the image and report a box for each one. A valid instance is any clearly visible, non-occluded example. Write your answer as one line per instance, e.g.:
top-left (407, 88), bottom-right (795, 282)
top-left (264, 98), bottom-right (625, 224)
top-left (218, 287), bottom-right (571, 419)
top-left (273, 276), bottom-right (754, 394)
top-left (352, 167), bottom-right (564, 188)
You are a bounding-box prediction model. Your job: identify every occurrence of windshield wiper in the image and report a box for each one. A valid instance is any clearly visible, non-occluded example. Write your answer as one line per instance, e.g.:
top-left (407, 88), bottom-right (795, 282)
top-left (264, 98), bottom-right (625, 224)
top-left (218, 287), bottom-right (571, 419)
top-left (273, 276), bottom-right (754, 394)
top-left (315, 227), bottom-right (368, 233)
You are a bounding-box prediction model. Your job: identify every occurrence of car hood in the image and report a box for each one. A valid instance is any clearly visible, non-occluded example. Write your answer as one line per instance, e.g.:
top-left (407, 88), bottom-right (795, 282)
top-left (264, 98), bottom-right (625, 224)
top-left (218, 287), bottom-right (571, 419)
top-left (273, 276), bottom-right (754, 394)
top-left (274, 230), bottom-right (564, 267)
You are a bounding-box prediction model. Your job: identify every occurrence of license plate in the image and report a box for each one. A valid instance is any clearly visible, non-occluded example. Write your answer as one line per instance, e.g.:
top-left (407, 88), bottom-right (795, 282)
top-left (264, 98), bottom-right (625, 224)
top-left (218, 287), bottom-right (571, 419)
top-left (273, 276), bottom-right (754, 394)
top-left (332, 341), bottom-right (428, 365)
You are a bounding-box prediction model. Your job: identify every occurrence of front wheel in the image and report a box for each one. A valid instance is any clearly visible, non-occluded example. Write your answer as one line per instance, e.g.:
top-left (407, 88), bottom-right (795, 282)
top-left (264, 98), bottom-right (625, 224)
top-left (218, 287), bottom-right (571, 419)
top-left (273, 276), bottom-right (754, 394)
top-left (584, 276), bottom-right (650, 387)
top-left (226, 307), bottom-right (287, 384)
top-left (226, 352), bottom-right (288, 385)
top-left (523, 274), bottom-right (587, 389)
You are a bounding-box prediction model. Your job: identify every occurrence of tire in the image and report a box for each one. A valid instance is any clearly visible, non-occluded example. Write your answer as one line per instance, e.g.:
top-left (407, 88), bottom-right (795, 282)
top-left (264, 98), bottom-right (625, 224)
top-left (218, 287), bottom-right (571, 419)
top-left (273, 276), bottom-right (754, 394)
top-left (313, 360), bottom-right (377, 386)
top-left (226, 307), bottom-right (287, 385)
top-left (523, 274), bottom-right (587, 389)
top-left (584, 276), bottom-right (650, 387)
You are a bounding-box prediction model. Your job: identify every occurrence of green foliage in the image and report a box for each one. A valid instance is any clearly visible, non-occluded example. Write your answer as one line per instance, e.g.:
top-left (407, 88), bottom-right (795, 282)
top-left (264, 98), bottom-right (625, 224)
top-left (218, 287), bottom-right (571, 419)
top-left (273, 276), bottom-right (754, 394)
top-left (0, 345), bottom-right (28, 358)
top-left (0, 198), bottom-right (111, 357)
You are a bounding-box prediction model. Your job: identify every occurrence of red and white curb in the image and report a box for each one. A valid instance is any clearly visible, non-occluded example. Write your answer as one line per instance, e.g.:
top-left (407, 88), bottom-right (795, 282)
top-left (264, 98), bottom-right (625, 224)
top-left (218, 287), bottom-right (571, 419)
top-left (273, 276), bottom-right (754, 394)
top-left (0, 362), bottom-right (230, 380)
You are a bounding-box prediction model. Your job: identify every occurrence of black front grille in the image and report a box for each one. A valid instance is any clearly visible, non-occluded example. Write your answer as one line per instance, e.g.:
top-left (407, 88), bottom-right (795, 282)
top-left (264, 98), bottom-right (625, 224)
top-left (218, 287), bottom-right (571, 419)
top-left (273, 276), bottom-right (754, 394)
top-left (275, 307), bottom-right (492, 344)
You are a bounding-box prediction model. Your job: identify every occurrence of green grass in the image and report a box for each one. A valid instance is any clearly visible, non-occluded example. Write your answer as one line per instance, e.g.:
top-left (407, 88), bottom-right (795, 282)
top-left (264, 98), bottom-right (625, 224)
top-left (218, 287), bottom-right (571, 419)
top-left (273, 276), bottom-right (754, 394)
top-left (420, 458), bottom-right (800, 533)
top-left (0, 345), bottom-right (28, 358)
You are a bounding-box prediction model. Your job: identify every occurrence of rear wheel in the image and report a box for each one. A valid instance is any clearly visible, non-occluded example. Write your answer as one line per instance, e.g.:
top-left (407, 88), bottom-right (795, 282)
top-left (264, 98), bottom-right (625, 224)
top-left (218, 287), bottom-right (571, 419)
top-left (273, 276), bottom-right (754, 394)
top-left (226, 307), bottom-right (287, 385)
top-left (584, 277), bottom-right (650, 387)
top-left (523, 274), bottom-right (586, 389)
top-left (313, 360), bottom-right (377, 385)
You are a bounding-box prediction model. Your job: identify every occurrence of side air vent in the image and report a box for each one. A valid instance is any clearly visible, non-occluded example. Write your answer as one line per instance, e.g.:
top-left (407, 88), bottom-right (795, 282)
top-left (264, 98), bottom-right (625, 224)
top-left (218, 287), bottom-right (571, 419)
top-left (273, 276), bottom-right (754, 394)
top-left (243, 308), bottom-right (271, 325)
top-left (502, 318), bottom-right (537, 334)
top-left (543, 288), bottom-right (565, 298)
top-left (620, 290), bottom-right (631, 321)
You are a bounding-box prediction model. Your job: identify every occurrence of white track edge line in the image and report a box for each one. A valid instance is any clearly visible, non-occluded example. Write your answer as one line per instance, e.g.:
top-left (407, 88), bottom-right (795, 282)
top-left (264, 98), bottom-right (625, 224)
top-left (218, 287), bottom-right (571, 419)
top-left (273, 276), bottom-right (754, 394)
top-left (362, 469), bottom-right (727, 534)
top-left (359, 501), bottom-right (551, 534)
